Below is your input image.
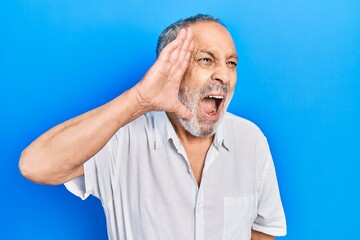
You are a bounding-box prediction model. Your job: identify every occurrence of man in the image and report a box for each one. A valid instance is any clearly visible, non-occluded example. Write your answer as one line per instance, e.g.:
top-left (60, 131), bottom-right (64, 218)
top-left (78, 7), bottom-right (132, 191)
top-left (19, 14), bottom-right (286, 239)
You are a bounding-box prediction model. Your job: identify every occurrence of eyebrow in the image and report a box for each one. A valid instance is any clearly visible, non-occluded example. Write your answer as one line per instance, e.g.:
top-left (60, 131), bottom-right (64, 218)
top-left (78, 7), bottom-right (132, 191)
top-left (199, 50), bottom-right (238, 60)
top-left (199, 50), bottom-right (216, 59)
top-left (227, 54), bottom-right (238, 60)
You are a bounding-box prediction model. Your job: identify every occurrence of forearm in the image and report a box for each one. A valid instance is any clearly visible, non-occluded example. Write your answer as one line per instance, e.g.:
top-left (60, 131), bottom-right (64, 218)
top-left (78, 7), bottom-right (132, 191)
top-left (20, 28), bottom-right (193, 185)
top-left (19, 88), bottom-right (147, 185)
top-left (251, 229), bottom-right (275, 240)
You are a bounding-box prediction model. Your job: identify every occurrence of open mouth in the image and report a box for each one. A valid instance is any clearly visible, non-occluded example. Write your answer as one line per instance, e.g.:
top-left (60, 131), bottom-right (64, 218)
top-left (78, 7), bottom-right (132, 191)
top-left (200, 94), bottom-right (225, 117)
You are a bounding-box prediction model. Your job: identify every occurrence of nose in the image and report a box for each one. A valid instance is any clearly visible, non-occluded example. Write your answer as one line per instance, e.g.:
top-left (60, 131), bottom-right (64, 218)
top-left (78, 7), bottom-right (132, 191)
top-left (211, 63), bottom-right (231, 84)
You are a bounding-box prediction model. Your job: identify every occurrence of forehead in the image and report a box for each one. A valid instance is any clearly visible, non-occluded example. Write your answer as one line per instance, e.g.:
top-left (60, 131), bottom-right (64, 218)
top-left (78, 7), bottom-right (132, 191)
top-left (189, 21), bottom-right (236, 54)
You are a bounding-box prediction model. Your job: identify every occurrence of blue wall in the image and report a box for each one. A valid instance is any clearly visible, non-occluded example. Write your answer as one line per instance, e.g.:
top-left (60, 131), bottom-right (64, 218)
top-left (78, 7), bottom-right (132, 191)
top-left (2, 0), bottom-right (359, 239)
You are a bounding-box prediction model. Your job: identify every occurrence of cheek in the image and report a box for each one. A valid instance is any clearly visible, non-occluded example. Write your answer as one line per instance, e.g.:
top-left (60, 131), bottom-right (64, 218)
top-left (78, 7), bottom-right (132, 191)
top-left (181, 66), bottom-right (211, 89)
top-left (229, 72), bottom-right (237, 90)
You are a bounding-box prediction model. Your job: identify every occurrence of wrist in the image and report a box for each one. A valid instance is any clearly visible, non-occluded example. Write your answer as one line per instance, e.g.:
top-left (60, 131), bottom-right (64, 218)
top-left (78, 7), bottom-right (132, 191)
top-left (132, 84), bottom-right (154, 113)
top-left (102, 87), bottom-right (151, 128)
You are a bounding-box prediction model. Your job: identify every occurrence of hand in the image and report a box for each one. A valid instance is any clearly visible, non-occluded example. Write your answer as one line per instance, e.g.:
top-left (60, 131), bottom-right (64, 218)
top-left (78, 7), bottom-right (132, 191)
top-left (134, 28), bottom-right (194, 120)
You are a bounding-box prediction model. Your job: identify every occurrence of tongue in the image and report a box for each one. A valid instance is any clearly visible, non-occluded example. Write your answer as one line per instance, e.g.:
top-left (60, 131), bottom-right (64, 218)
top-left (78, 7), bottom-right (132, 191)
top-left (201, 98), bottom-right (216, 115)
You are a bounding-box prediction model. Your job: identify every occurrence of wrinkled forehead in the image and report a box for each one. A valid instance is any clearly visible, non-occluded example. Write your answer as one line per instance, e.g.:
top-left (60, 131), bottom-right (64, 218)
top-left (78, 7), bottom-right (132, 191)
top-left (189, 22), bottom-right (236, 55)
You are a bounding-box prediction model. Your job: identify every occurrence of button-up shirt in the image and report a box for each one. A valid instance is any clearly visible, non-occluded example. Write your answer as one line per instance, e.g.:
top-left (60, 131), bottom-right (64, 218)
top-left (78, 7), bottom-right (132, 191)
top-left (65, 111), bottom-right (286, 239)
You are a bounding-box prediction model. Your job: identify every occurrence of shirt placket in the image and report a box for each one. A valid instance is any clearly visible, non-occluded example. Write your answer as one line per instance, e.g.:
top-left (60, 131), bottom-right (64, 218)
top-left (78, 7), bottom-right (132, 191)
top-left (195, 144), bottom-right (219, 240)
top-left (175, 139), bottom-right (220, 240)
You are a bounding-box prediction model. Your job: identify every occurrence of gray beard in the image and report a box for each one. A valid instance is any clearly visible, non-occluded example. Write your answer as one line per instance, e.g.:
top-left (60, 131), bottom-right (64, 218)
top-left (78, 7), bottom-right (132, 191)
top-left (178, 113), bottom-right (220, 137)
top-left (177, 83), bottom-right (232, 137)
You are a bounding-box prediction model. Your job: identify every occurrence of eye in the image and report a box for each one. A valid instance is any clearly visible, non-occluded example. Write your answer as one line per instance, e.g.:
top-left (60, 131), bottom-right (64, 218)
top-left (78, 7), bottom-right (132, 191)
top-left (199, 58), bottom-right (212, 63)
top-left (227, 61), bottom-right (238, 68)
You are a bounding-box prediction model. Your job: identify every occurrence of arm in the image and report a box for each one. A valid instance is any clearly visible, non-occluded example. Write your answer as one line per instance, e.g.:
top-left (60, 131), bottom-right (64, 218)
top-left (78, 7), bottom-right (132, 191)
top-left (251, 229), bottom-right (275, 240)
top-left (19, 28), bottom-right (194, 185)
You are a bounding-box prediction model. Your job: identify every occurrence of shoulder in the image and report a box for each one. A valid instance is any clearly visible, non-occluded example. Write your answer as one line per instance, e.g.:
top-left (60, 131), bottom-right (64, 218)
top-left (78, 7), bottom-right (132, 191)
top-left (118, 111), bottom-right (157, 129)
top-left (114, 111), bottom-right (165, 140)
top-left (222, 112), bottom-right (266, 140)
top-left (221, 113), bottom-right (272, 171)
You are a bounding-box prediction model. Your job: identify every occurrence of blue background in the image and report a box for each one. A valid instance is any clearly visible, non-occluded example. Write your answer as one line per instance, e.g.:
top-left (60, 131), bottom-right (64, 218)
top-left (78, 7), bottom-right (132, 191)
top-left (1, 0), bottom-right (359, 239)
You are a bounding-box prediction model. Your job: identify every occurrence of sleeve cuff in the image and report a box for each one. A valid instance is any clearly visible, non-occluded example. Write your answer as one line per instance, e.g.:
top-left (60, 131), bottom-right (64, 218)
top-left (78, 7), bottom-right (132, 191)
top-left (64, 176), bottom-right (89, 200)
top-left (64, 159), bottom-right (94, 200)
top-left (252, 223), bottom-right (287, 237)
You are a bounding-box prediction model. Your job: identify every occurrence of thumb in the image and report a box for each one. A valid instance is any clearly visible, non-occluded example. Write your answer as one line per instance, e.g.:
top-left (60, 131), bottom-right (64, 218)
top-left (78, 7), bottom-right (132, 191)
top-left (174, 103), bottom-right (192, 120)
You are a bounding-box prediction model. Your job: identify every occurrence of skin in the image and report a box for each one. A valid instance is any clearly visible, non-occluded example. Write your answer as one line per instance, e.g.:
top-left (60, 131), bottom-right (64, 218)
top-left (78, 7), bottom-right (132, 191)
top-left (251, 230), bottom-right (275, 240)
top-left (167, 22), bottom-right (274, 240)
top-left (174, 22), bottom-right (237, 138)
top-left (19, 21), bottom-right (274, 239)
top-left (167, 21), bottom-right (238, 187)
top-left (19, 28), bottom-right (194, 185)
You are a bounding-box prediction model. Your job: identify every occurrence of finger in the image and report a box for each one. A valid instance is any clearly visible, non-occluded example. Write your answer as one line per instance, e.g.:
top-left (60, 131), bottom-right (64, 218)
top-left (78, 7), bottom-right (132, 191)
top-left (179, 40), bottom-right (194, 71)
top-left (158, 28), bottom-right (186, 62)
top-left (177, 28), bottom-right (193, 64)
top-left (169, 29), bottom-right (193, 80)
top-left (171, 40), bottom-right (194, 81)
top-left (168, 29), bottom-right (188, 64)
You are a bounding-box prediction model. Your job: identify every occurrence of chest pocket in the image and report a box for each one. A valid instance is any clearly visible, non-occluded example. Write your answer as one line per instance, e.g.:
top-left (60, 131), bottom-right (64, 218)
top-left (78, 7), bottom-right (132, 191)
top-left (223, 195), bottom-right (257, 240)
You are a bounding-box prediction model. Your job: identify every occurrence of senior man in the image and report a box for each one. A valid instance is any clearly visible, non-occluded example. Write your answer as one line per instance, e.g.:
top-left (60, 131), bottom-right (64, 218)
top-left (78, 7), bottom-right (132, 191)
top-left (19, 14), bottom-right (286, 240)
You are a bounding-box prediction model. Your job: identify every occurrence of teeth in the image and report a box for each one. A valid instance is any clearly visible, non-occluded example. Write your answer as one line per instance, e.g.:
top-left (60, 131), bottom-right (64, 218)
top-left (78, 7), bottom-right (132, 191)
top-left (208, 95), bottom-right (224, 99)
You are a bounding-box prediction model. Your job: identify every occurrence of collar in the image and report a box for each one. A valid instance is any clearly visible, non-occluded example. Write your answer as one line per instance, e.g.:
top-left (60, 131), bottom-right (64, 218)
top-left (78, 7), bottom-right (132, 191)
top-left (154, 111), bottom-right (181, 150)
top-left (213, 122), bottom-right (230, 151)
top-left (154, 112), bottom-right (230, 151)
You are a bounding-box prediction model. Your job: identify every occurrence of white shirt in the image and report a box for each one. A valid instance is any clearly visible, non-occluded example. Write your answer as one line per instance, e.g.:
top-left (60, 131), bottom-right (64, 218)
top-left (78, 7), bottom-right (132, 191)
top-left (65, 111), bottom-right (286, 240)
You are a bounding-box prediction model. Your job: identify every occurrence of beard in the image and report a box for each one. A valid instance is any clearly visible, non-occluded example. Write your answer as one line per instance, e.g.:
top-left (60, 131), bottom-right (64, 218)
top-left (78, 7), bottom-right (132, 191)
top-left (177, 81), bottom-right (232, 137)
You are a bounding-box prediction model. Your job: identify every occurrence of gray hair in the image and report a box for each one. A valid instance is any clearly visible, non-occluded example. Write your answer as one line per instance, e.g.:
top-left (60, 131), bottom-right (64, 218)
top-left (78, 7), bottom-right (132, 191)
top-left (156, 14), bottom-right (225, 57)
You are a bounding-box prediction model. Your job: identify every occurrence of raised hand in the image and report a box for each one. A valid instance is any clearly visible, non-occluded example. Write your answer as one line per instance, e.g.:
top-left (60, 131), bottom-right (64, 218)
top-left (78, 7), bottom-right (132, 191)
top-left (134, 28), bottom-right (194, 120)
top-left (18, 28), bottom-right (194, 185)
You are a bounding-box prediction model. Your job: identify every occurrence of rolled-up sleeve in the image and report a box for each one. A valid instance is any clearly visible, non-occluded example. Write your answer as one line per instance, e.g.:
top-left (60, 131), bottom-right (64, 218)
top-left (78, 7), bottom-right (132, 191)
top-left (64, 131), bottom-right (121, 203)
top-left (252, 152), bottom-right (287, 236)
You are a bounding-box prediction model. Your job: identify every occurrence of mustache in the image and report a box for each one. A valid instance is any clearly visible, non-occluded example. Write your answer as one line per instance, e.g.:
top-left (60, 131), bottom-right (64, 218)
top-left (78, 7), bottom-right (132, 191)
top-left (177, 81), bottom-right (229, 105)
top-left (199, 82), bottom-right (229, 97)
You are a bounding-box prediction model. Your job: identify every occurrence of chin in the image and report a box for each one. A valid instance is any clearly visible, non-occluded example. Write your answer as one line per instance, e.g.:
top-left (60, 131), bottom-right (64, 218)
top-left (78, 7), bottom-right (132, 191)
top-left (179, 112), bottom-right (224, 137)
top-left (177, 90), bottom-right (232, 137)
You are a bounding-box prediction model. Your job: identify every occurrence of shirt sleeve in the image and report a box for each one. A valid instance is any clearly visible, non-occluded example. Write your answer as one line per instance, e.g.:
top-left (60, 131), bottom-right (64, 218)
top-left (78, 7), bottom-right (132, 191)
top-left (252, 141), bottom-right (287, 236)
top-left (64, 131), bottom-right (122, 203)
